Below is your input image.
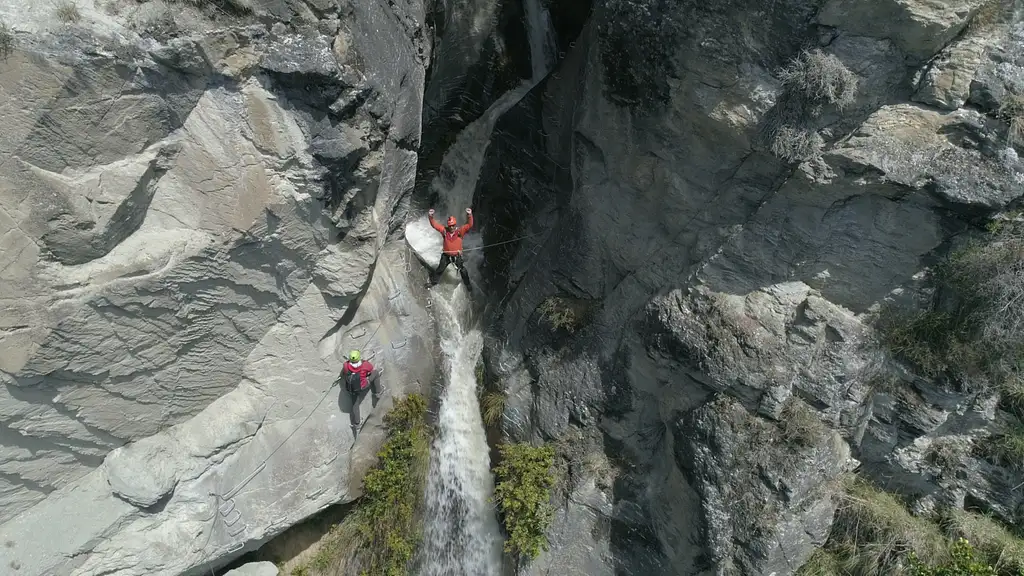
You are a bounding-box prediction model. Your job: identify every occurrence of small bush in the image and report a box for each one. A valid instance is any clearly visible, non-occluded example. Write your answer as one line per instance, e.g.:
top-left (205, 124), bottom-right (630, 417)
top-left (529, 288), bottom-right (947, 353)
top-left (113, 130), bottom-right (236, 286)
top-left (481, 390), bottom-right (506, 427)
top-left (908, 538), bottom-right (998, 576)
top-left (0, 21), bottom-right (13, 60)
top-left (770, 125), bottom-right (826, 162)
top-left (537, 296), bottom-right (592, 334)
top-left (54, 1), bottom-right (81, 23)
top-left (492, 442), bottom-right (557, 561)
top-left (779, 397), bottom-right (827, 448)
top-left (295, 394), bottom-right (430, 576)
top-left (779, 49), bottom-right (859, 110)
top-left (925, 438), bottom-right (967, 473)
top-left (998, 94), bottom-right (1024, 146)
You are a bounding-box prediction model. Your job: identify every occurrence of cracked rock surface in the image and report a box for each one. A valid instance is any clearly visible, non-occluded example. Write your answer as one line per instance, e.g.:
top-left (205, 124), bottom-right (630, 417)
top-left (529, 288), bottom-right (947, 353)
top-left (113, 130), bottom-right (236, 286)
top-left (0, 0), bottom-right (432, 574)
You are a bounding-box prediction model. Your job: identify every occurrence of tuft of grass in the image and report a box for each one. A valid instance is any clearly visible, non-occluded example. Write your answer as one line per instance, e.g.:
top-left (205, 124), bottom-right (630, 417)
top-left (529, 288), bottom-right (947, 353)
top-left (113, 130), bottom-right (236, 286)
top-left (481, 390), bottom-right (506, 427)
top-left (998, 93), bottom-right (1024, 146)
top-left (779, 397), bottom-right (827, 448)
top-left (537, 296), bottom-right (592, 334)
top-left (947, 511), bottom-right (1024, 574)
top-left (292, 394), bottom-right (430, 576)
top-left (980, 424), bottom-right (1024, 471)
top-left (925, 438), bottom-right (968, 473)
top-left (492, 442), bottom-right (557, 561)
top-left (0, 21), bottom-right (13, 60)
top-left (778, 49), bottom-right (859, 110)
top-left (828, 477), bottom-right (950, 574)
top-left (795, 548), bottom-right (842, 576)
top-left (53, 0), bottom-right (81, 23)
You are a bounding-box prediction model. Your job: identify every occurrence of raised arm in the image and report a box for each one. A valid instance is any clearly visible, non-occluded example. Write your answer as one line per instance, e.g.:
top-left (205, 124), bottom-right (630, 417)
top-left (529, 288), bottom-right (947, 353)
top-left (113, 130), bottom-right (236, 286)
top-left (459, 208), bottom-right (473, 235)
top-left (428, 209), bottom-right (444, 232)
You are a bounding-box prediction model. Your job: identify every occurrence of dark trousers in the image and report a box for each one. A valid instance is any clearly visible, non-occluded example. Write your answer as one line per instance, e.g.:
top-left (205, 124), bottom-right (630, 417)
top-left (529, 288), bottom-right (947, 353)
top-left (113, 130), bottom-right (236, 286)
top-left (349, 371), bottom-right (380, 427)
top-left (434, 253), bottom-right (471, 287)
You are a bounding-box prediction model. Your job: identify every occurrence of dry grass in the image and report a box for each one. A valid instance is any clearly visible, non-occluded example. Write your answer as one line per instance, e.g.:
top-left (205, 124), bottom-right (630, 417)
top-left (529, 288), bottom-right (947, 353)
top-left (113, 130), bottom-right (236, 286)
top-left (924, 438), bottom-right (968, 473)
top-left (796, 548), bottom-right (842, 576)
top-left (998, 94), bottom-right (1024, 146)
top-left (980, 424), bottom-right (1024, 471)
top-left (779, 49), bottom-right (859, 110)
top-left (770, 125), bottom-right (826, 162)
top-left (828, 477), bottom-right (949, 575)
top-left (779, 397), bottom-right (828, 448)
top-left (53, 0), bottom-right (81, 23)
top-left (947, 511), bottom-right (1024, 574)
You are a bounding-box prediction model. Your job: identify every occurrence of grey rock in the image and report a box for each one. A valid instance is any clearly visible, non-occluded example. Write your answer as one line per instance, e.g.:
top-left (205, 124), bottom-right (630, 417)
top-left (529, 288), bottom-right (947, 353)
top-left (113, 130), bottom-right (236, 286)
top-left (0, 0), bottom-right (431, 572)
top-left (816, 0), bottom-right (987, 62)
top-left (224, 561), bottom-right (281, 576)
top-left (969, 21), bottom-right (1024, 113)
top-left (914, 34), bottom-right (990, 110)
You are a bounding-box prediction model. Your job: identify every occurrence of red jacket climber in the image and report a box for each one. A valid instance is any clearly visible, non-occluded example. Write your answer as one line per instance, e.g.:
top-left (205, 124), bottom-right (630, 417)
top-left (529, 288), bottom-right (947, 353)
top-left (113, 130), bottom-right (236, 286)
top-left (427, 208), bottom-right (474, 291)
top-left (341, 349), bottom-right (383, 437)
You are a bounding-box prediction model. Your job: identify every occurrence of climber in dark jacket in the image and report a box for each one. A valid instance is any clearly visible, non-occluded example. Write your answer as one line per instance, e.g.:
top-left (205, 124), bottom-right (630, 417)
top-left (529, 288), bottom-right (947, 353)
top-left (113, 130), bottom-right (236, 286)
top-left (428, 207), bottom-right (473, 290)
top-left (341, 349), bottom-right (383, 437)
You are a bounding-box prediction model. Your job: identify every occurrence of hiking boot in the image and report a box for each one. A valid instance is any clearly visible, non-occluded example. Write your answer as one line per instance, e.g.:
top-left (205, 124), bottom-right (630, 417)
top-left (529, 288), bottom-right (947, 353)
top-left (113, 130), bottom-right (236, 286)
top-left (372, 386), bottom-right (388, 402)
top-left (351, 424), bottom-right (360, 439)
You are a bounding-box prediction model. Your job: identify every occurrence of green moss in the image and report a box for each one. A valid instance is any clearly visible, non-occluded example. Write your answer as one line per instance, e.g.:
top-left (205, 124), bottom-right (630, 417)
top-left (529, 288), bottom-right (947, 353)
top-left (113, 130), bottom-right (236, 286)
top-left (293, 394), bottom-right (430, 576)
top-left (492, 442), bottom-right (557, 561)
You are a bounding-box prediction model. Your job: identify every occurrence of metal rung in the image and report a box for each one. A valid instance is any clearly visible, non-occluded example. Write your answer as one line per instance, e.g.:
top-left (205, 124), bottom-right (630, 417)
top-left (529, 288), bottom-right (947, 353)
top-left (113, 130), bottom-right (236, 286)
top-left (225, 536), bottom-right (245, 550)
top-left (391, 339), bottom-right (407, 349)
top-left (388, 291), bottom-right (401, 301)
top-left (227, 522), bottom-right (247, 538)
top-left (349, 327), bottom-right (367, 339)
top-left (223, 509), bottom-right (242, 526)
top-left (218, 499), bottom-right (235, 515)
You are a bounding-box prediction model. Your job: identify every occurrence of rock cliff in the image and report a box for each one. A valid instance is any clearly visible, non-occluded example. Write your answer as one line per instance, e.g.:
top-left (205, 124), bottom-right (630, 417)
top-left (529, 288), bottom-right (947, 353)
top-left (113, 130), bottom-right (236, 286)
top-left (472, 0), bottom-right (1024, 573)
top-left (0, 0), bottom-right (433, 574)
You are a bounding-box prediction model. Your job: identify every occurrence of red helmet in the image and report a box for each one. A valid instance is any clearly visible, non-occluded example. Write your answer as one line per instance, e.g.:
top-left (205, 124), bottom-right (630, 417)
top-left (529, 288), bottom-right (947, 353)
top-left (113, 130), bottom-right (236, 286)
top-left (447, 216), bottom-right (457, 227)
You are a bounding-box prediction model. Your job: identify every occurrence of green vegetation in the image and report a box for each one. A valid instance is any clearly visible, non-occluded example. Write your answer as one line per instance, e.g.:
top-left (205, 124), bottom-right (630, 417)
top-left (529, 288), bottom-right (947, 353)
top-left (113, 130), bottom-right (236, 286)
top-left (54, 1), bottom-right (81, 23)
top-left (979, 424), bottom-right (1024, 471)
top-left (292, 394), bottom-right (430, 576)
top-left (795, 476), bottom-right (1024, 576)
top-left (481, 390), bottom-right (506, 427)
top-left (908, 538), bottom-right (998, 576)
top-left (537, 296), bottom-right (593, 334)
top-left (492, 442), bottom-right (557, 561)
top-left (998, 94), bottom-right (1024, 146)
top-left (876, 219), bottom-right (1024, 417)
top-left (779, 49), bottom-right (860, 110)
top-left (0, 21), bottom-right (12, 60)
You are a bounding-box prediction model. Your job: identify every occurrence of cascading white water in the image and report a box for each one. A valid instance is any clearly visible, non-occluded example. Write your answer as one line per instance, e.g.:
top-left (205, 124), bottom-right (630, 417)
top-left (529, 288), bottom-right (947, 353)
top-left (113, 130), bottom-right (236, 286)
top-left (418, 286), bottom-right (504, 575)
top-left (522, 0), bottom-right (557, 80)
top-left (417, 1), bottom-right (558, 573)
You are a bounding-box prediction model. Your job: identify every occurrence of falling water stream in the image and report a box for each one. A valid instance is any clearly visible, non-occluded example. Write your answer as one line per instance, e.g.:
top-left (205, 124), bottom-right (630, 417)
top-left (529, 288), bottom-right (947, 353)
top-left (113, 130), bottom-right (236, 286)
top-left (416, 1), bottom-right (556, 573)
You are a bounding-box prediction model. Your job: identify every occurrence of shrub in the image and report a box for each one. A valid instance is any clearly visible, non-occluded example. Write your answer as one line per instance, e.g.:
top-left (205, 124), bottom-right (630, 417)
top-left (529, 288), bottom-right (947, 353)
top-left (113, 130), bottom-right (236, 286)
top-left (770, 125), bottom-right (826, 162)
top-left (778, 49), bottom-right (859, 110)
top-left (295, 394), bottom-right (430, 576)
top-left (779, 397), bottom-right (827, 448)
top-left (908, 538), bottom-right (998, 576)
top-left (481, 390), bottom-right (506, 427)
top-left (54, 1), bottom-right (81, 23)
top-left (877, 222), bottom-right (1024, 417)
top-left (0, 21), bottom-right (12, 60)
top-left (998, 94), bottom-right (1024, 147)
top-left (492, 442), bottom-right (557, 561)
top-left (925, 438), bottom-right (967, 473)
top-left (537, 296), bottom-right (592, 334)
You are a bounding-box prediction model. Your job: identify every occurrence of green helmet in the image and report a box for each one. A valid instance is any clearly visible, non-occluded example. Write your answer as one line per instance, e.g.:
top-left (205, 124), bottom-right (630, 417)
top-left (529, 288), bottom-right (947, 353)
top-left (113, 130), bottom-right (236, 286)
top-left (349, 350), bottom-right (361, 362)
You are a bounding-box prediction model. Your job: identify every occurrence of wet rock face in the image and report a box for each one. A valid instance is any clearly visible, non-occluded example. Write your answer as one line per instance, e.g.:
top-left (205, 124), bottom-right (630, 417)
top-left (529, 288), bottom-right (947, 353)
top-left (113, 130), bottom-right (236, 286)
top-left (478, 0), bottom-right (1024, 572)
top-left (0, 0), bottom-right (432, 574)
